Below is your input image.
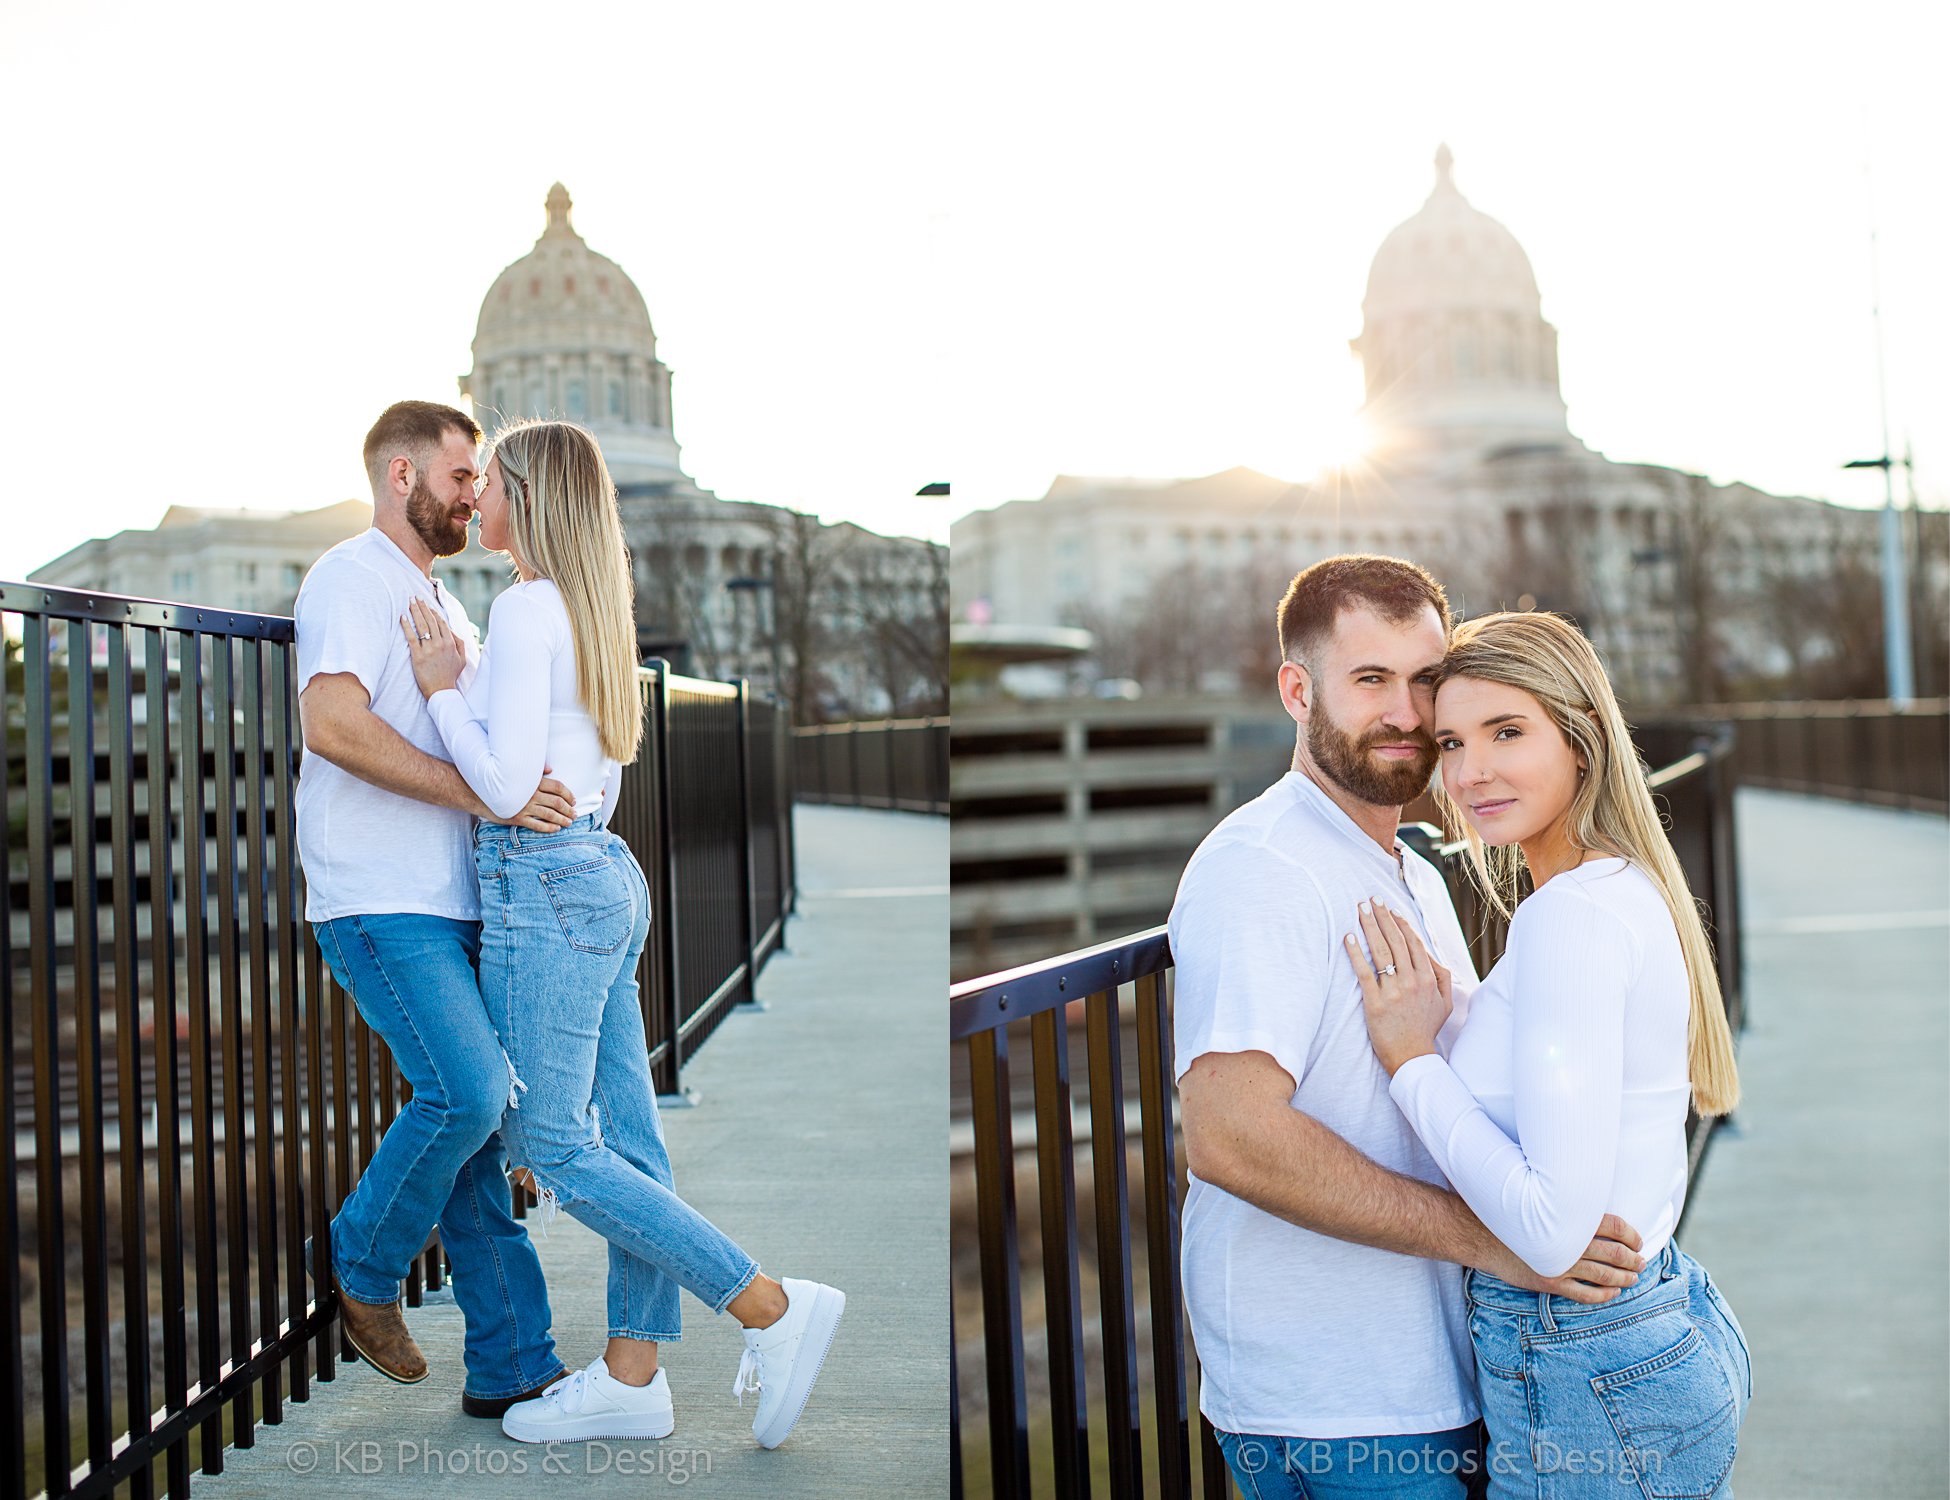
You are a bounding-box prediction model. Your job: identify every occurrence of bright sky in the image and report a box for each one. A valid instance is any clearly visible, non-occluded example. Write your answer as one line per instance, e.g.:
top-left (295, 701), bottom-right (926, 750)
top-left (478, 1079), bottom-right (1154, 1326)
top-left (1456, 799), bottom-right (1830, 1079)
top-left (2, 1), bottom-right (1942, 583)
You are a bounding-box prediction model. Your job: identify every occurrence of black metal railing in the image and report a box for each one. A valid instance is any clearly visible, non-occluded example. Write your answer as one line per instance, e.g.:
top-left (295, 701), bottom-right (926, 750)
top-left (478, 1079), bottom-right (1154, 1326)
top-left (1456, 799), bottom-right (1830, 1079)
top-left (619, 670), bottom-right (797, 1092)
top-left (1, 581), bottom-right (796, 1500)
top-left (948, 732), bottom-right (1742, 1500)
top-left (1645, 699), bottom-right (1948, 816)
top-left (795, 717), bottom-right (949, 814)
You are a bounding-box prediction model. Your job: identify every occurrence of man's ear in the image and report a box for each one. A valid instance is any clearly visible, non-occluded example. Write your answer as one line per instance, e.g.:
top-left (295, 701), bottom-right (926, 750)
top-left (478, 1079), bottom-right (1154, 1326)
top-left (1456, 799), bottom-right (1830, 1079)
top-left (1277, 658), bottom-right (1312, 724)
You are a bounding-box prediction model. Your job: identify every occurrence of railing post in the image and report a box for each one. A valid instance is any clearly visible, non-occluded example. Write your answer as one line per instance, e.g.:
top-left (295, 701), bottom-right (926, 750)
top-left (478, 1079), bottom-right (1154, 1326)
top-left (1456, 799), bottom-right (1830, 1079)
top-left (211, 636), bottom-right (258, 1453)
top-left (178, 631), bottom-right (225, 1472)
top-left (0, 600), bottom-right (25, 1500)
top-left (734, 680), bottom-right (760, 1007)
top-left (271, 642), bottom-right (312, 1403)
top-left (66, 620), bottom-right (115, 1471)
top-left (105, 625), bottom-right (156, 1498)
top-left (967, 1028), bottom-right (1031, 1498)
top-left (23, 613), bottom-right (71, 1497)
top-left (648, 661), bottom-right (684, 1097)
top-left (764, 702), bottom-right (787, 936)
top-left (1087, 993), bottom-right (1144, 1496)
top-left (1029, 1008), bottom-right (1091, 1496)
top-left (1136, 970), bottom-right (1193, 1497)
top-left (1702, 736), bottom-right (1742, 1034)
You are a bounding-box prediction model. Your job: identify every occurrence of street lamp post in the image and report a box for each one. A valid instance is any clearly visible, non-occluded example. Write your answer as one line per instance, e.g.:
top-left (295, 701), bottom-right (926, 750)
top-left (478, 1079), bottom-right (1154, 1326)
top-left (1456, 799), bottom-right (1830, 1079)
top-left (1851, 184), bottom-right (1916, 706)
top-left (1844, 454), bottom-right (1915, 706)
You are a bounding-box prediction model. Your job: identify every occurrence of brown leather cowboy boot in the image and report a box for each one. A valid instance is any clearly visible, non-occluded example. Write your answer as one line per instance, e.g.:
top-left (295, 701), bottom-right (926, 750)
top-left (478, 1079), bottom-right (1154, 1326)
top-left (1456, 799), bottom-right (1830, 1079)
top-left (323, 1238), bottom-right (429, 1383)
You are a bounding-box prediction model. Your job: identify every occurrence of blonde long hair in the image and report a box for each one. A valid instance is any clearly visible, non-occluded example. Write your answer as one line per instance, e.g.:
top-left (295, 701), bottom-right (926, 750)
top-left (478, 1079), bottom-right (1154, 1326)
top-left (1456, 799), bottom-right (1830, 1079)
top-left (1435, 611), bottom-right (1739, 1116)
top-left (489, 419), bottom-right (644, 764)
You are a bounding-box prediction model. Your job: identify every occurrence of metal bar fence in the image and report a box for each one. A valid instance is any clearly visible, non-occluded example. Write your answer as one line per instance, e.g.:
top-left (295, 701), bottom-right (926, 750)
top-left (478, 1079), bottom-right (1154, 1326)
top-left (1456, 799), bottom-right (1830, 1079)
top-left (0, 582), bottom-right (797, 1499)
top-left (948, 733), bottom-right (1742, 1499)
top-left (1644, 700), bottom-right (1948, 815)
top-left (794, 718), bottom-right (949, 814)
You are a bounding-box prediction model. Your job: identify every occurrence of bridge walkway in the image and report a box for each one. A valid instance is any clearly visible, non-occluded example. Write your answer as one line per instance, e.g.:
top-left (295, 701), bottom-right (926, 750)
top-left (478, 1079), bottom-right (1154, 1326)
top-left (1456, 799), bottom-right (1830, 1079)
top-left (1683, 789), bottom-right (1948, 1498)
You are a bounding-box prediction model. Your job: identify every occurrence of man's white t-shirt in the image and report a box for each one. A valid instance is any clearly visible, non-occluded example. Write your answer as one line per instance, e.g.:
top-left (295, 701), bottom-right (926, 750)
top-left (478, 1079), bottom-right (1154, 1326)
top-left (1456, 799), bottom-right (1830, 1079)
top-left (293, 528), bottom-right (483, 923)
top-left (1168, 770), bottom-right (1481, 1439)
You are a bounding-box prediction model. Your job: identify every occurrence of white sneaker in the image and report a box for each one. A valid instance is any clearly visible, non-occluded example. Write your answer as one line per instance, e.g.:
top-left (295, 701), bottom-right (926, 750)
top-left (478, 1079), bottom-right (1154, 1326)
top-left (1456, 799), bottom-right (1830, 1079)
top-left (730, 1278), bottom-right (845, 1449)
top-left (501, 1357), bottom-right (675, 1442)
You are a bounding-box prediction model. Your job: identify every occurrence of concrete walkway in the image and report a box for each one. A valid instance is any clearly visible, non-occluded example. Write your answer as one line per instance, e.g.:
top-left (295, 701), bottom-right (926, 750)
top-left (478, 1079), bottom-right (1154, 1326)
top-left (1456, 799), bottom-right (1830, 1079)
top-left (1682, 790), bottom-right (1948, 1498)
top-left (196, 804), bottom-right (947, 1498)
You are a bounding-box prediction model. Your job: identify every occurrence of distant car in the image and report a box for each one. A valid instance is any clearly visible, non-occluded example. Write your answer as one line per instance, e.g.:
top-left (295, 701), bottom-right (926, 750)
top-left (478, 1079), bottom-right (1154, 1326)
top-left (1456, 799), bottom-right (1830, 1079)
top-left (1091, 678), bottom-right (1143, 700)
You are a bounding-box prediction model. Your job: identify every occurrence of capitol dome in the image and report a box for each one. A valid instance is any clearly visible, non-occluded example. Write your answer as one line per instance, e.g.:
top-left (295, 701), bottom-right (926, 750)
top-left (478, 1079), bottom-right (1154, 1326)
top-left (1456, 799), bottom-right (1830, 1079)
top-left (1362, 146), bottom-right (1544, 319)
top-left (1350, 147), bottom-right (1576, 466)
top-left (461, 184), bottom-right (686, 486)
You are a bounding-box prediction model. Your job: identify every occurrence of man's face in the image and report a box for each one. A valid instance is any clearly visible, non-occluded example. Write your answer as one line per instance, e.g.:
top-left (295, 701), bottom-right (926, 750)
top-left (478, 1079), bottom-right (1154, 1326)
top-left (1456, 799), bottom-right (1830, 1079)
top-left (403, 429), bottom-right (481, 559)
top-left (1299, 604), bottom-right (1446, 807)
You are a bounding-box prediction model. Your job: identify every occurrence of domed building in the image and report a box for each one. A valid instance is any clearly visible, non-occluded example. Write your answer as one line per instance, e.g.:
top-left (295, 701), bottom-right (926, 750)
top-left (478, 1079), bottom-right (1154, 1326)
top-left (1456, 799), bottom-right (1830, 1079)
top-left (461, 183), bottom-right (686, 489)
top-left (1351, 144), bottom-right (1580, 468)
top-left (445, 184), bottom-right (946, 718)
top-left (951, 147), bottom-right (1925, 706)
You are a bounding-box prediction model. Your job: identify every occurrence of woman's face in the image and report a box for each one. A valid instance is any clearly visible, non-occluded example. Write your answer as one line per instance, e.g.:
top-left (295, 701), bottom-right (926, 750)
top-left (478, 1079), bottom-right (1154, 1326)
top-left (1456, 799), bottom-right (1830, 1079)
top-left (475, 456), bottom-right (512, 554)
top-left (1433, 676), bottom-right (1585, 849)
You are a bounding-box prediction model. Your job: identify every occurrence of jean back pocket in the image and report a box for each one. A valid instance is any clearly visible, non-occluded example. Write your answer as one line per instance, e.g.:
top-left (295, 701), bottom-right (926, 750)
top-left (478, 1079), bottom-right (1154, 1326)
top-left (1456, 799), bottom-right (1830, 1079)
top-left (540, 855), bottom-right (634, 955)
top-left (1590, 1326), bottom-right (1739, 1498)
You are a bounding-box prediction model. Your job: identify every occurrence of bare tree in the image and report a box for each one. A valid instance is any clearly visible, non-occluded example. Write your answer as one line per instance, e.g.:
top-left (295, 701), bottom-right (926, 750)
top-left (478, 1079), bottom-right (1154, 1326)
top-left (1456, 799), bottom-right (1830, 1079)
top-left (1062, 559), bottom-right (1283, 696)
top-left (767, 508), bottom-right (854, 725)
top-left (1749, 539), bottom-right (1821, 699)
top-left (851, 539), bottom-right (949, 716)
top-left (1799, 524), bottom-right (1894, 699)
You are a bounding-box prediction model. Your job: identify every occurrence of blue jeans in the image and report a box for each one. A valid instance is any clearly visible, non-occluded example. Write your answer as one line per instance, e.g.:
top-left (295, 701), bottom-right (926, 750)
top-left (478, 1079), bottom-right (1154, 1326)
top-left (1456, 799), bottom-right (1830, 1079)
top-left (473, 815), bottom-right (760, 1340)
top-left (314, 913), bottom-right (564, 1400)
top-left (1465, 1241), bottom-right (1751, 1498)
top-left (1215, 1425), bottom-right (1487, 1498)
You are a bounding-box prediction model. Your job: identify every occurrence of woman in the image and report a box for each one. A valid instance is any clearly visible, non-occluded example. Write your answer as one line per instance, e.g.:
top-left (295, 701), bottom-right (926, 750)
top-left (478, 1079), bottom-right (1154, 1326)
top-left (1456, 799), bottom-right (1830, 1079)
top-left (399, 418), bottom-right (843, 1450)
top-left (1345, 611), bottom-right (1751, 1497)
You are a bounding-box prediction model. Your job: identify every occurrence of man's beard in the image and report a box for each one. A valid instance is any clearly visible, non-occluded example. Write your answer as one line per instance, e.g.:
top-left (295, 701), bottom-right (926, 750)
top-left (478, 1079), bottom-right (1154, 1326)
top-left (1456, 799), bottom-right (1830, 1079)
top-left (405, 473), bottom-right (471, 558)
top-left (1308, 701), bottom-right (1438, 807)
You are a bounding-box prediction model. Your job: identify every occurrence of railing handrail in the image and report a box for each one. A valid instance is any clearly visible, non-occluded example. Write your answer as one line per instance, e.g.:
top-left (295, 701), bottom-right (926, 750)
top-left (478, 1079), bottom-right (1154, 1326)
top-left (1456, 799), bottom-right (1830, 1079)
top-left (0, 582), bottom-right (294, 639)
top-left (949, 925), bottom-right (1170, 1041)
top-left (1648, 696), bottom-right (1950, 718)
top-left (794, 715), bottom-right (946, 734)
top-left (0, 584), bottom-right (775, 704)
top-left (949, 733), bottom-right (1733, 1040)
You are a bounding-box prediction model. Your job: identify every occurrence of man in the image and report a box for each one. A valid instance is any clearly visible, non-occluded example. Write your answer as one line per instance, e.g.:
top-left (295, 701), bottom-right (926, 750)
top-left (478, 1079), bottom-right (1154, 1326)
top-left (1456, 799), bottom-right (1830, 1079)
top-left (295, 400), bottom-right (578, 1415)
top-left (1170, 555), bottom-right (1645, 1498)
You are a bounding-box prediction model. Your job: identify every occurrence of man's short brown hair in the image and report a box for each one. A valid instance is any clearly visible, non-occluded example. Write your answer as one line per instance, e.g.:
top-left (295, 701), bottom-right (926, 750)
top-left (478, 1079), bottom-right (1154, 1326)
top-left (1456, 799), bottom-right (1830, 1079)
top-left (362, 401), bottom-right (482, 495)
top-left (1276, 553), bottom-right (1453, 665)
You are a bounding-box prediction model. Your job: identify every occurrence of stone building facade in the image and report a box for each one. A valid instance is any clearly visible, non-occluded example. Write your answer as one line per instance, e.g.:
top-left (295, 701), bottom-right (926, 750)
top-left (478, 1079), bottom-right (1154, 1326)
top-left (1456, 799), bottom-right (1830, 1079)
top-left (29, 500), bottom-right (371, 618)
